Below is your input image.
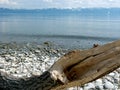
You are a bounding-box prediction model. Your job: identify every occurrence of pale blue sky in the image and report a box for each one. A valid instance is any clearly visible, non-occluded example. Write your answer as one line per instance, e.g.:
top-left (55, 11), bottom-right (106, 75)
top-left (0, 0), bottom-right (120, 9)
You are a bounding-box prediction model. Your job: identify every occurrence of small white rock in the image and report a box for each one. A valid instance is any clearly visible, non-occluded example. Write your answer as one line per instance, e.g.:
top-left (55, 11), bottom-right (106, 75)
top-left (104, 79), bottom-right (114, 89)
top-left (108, 72), bottom-right (115, 77)
top-left (95, 79), bottom-right (104, 90)
top-left (84, 83), bottom-right (95, 90)
top-left (95, 79), bottom-right (103, 85)
top-left (114, 72), bottom-right (119, 78)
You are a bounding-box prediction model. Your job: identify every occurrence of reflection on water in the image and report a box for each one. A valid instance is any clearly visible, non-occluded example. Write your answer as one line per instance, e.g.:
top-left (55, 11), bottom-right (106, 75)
top-left (0, 15), bottom-right (120, 38)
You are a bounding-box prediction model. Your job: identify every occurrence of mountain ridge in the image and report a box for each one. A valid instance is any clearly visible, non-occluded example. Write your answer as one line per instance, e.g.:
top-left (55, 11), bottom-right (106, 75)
top-left (0, 8), bottom-right (120, 17)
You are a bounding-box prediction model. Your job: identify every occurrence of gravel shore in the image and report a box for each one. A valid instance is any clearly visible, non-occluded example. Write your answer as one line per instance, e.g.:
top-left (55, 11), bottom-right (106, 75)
top-left (0, 42), bottom-right (119, 90)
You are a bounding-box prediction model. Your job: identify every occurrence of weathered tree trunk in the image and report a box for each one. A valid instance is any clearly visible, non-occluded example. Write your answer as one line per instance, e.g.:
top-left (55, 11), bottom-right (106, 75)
top-left (50, 40), bottom-right (120, 90)
top-left (0, 40), bottom-right (120, 90)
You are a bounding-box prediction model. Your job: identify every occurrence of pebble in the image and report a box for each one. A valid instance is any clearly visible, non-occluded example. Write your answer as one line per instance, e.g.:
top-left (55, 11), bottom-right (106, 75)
top-left (104, 79), bottom-right (114, 89)
top-left (95, 79), bottom-right (103, 85)
top-left (84, 83), bottom-right (95, 90)
top-left (0, 64), bottom-right (4, 69)
top-left (95, 79), bottom-right (103, 90)
top-left (108, 72), bottom-right (115, 77)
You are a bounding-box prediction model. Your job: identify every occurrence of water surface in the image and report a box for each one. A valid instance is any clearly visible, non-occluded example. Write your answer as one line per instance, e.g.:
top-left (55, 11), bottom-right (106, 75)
top-left (0, 12), bottom-right (120, 49)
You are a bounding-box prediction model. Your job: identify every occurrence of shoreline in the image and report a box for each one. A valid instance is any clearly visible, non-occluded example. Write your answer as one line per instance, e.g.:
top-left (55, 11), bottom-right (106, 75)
top-left (0, 34), bottom-right (118, 51)
top-left (0, 42), bottom-right (119, 90)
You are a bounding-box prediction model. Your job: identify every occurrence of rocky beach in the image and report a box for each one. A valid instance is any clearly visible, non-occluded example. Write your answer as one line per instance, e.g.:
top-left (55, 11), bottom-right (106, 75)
top-left (0, 42), bottom-right (119, 90)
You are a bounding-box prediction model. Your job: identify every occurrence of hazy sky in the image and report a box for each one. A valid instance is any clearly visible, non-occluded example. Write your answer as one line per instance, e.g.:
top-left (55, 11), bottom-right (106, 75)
top-left (0, 0), bottom-right (120, 9)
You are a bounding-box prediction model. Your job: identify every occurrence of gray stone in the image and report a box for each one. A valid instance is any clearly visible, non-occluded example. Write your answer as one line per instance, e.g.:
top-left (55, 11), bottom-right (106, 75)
top-left (104, 79), bottom-right (114, 89)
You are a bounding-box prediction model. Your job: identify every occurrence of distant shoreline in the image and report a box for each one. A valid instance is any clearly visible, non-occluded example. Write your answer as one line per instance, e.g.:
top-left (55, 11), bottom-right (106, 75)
top-left (0, 8), bottom-right (120, 18)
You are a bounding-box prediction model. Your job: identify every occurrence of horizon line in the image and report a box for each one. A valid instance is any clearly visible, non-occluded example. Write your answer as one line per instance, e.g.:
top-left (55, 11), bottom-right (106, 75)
top-left (1, 7), bottom-right (120, 10)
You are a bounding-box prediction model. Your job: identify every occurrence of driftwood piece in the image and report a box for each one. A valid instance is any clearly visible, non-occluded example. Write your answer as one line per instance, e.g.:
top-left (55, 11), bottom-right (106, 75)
top-left (50, 40), bottom-right (120, 90)
top-left (0, 40), bottom-right (120, 90)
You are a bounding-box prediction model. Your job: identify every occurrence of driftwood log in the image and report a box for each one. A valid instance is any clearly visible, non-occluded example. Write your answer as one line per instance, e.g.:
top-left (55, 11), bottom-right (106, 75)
top-left (0, 40), bottom-right (120, 90)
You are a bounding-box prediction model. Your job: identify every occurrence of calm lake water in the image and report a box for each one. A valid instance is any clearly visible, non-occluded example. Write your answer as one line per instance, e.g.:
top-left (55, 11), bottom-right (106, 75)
top-left (0, 14), bottom-right (120, 49)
